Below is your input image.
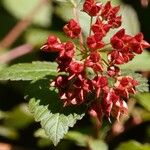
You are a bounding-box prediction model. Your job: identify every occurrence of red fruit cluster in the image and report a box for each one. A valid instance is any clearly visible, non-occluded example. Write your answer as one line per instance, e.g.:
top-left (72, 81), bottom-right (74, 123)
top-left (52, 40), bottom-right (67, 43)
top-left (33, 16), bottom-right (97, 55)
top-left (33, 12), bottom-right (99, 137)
top-left (108, 29), bottom-right (150, 65)
top-left (41, 0), bottom-right (150, 123)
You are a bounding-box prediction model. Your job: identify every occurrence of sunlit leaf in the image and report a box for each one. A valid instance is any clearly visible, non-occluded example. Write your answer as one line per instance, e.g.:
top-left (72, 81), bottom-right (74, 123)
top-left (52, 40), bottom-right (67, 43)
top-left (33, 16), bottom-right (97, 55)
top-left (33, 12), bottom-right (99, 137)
top-left (29, 98), bottom-right (84, 146)
top-left (27, 79), bottom-right (85, 146)
top-left (0, 61), bottom-right (57, 81)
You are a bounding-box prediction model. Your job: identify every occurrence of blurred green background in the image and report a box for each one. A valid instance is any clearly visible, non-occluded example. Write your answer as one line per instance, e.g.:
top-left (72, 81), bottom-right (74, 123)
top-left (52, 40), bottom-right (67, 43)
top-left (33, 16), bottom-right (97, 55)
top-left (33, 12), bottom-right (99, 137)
top-left (0, 0), bottom-right (150, 150)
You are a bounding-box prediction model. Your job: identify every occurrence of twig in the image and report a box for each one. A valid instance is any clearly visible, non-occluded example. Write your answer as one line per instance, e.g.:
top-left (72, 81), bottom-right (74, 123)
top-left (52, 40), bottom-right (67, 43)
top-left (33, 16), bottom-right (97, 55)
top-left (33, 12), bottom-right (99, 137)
top-left (0, 0), bottom-right (48, 49)
top-left (0, 44), bottom-right (34, 64)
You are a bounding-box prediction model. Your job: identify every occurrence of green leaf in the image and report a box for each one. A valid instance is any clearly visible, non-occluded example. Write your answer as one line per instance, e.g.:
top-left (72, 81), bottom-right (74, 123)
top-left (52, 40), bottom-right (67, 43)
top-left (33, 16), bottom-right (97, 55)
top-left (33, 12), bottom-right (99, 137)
top-left (116, 140), bottom-right (150, 150)
top-left (0, 61), bottom-right (57, 81)
top-left (0, 126), bottom-right (18, 140)
top-left (27, 79), bottom-right (85, 146)
top-left (89, 140), bottom-right (108, 150)
top-left (37, 138), bottom-right (52, 148)
top-left (1, 0), bottom-right (52, 27)
top-left (121, 70), bottom-right (149, 93)
top-left (0, 64), bottom-right (7, 71)
top-left (34, 128), bottom-right (49, 139)
top-left (121, 51), bottom-right (150, 71)
top-left (0, 110), bottom-right (7, 120)
top-left (65, 131), bottom-right (89, 147)
top-left (34, 128), bottom-right (53, 147)
top-left (29, 99), bottom-right (84, 146)
top-left (4, 103), bottom-right (33, 129)
top-left (135, 93), bottom-right (150, 111)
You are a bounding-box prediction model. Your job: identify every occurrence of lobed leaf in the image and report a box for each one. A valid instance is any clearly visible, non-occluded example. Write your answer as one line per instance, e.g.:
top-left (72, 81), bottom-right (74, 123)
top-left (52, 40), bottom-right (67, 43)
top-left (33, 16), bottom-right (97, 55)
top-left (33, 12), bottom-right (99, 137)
top-left (29, 98), bottom-right (84, 146)
top-left (0, 61), bottom-right (57, 81)
top-left (27, 78), bottom-right (85, 146)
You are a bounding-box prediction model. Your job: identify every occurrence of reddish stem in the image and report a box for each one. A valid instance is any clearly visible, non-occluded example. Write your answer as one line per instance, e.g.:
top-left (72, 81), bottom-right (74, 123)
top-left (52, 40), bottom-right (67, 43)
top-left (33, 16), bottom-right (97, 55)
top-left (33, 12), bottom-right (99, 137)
top-left (0, 44), bottom-right (34, 64)
top-left (0, 0), bottom-right (48, 49)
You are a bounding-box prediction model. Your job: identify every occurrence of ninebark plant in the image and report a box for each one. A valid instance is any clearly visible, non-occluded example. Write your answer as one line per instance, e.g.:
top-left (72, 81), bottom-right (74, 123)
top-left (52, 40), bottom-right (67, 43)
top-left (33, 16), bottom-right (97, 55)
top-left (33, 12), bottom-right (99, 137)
top-left (0, 0), bottom-right (149, 146)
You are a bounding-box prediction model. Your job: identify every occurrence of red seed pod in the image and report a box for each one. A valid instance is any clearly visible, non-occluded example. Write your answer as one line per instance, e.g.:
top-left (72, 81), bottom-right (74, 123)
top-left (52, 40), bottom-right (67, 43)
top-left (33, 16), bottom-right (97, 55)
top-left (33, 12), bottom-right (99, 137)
top-left (108, 16), bottom-right (122, 28)
top-left (129, 33), bottom-right (150, 54)
top-left (101, 1), bottom-right (120, 19)
top-left (69, 61), bottom-right (84, 75)
top-left (92, 75), bottom-right (108, 98)
top-left (108, 50), bottom-right (125, 65)
top-left (107, 65), bottom-right (120, 77)
top-left (114, 76), bottom-right (139, 98)
top-left (91, 18), bottom-right (111, 36)
top-left (83, 0), bottom-right (102, 16)
top-left (63, 19), bottom-right (81, 38)
top-left (41, 35), bottom-right (64, 52)
top-left (87, 34), bottom-right (104, 50)
top-left (59, 41), bottom-right (75, 58)
top-left (111, 36), bottom-right (124, 49)
top-left (85, 51), bottom-right (103, 73)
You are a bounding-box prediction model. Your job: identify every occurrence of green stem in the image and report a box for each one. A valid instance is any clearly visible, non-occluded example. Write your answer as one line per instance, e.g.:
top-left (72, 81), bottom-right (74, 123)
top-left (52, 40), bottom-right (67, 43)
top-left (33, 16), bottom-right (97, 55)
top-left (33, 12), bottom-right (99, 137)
top-left (69, 0), bottom-right (76, 7)
top-left (89, 17), bottom-right (93, 36)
